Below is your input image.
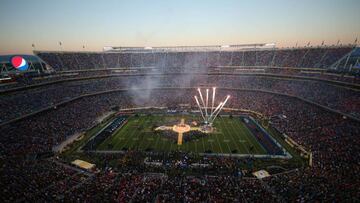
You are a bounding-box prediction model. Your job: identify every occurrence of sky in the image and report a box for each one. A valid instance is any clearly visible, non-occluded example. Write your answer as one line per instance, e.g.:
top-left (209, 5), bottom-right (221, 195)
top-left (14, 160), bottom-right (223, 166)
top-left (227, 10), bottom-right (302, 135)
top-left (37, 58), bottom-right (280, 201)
top-left (0, 0), bottom-right (359, 55)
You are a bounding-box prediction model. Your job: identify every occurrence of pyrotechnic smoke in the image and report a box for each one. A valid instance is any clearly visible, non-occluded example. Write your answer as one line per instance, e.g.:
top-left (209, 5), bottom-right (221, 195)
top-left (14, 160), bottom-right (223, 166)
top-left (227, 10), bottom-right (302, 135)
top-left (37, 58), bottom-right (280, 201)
top-left (129, 51), bottom-right (210, 106)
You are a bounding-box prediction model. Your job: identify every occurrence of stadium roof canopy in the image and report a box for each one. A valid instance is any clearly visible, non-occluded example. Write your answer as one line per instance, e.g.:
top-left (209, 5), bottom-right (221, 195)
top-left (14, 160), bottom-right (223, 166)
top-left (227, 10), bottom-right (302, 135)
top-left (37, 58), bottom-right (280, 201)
top-left (103, 43), bottom-right (277, 53)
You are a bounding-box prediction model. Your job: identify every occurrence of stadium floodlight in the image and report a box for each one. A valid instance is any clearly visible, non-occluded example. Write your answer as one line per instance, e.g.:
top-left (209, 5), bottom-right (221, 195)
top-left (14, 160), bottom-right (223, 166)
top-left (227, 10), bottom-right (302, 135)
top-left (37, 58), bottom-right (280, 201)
top-left (194, 88), bottom-right (230, 126)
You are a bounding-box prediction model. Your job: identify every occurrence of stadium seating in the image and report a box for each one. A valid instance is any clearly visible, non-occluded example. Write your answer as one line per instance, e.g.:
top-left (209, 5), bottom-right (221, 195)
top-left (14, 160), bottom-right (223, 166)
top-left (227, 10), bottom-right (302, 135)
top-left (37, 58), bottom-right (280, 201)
top-left (36, 46), bottom-right (354, 71)
top-left (0, 47), bottom-right (359, 202)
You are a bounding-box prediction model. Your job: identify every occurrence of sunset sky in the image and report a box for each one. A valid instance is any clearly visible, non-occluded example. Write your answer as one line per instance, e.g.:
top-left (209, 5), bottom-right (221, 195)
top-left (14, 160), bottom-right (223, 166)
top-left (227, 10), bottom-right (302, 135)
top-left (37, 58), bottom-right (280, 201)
top-left (0, 0), bottom-right (359, 54)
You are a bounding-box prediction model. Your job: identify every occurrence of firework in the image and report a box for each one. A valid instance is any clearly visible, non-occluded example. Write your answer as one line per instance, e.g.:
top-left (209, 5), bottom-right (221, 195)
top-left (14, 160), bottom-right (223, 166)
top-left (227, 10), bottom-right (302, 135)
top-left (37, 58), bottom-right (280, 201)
top-left (194, 88), bottom-right (230, 125)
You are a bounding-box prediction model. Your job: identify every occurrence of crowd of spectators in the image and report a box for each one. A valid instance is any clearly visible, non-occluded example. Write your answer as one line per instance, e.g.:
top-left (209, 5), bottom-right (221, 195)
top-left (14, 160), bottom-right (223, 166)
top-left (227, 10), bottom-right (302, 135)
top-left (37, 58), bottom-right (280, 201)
top-left (0, 158), bottom-right (92, 202)
top-left (0, 87), bottom-right (359, 201)
top-left (1, 73), bottom-right (359, 124)
top-left (2, 45), bottom-right (357, 93)
top-left (1, 47), bottom-right (359, 201)
top-left (36, 46), bottom-right (353, 71)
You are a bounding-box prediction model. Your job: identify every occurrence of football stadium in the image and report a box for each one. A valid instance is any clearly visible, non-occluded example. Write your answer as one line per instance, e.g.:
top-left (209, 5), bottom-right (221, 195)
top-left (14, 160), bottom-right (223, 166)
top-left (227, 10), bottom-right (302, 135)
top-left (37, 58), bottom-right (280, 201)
top-left (1, 0), bottom-right (360, 202)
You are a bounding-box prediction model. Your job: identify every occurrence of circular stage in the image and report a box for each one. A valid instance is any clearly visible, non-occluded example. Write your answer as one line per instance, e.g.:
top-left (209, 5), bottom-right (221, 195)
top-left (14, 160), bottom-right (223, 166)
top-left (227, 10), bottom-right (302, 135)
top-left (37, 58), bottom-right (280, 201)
top-left (172, 123), bottom-right (191, 134)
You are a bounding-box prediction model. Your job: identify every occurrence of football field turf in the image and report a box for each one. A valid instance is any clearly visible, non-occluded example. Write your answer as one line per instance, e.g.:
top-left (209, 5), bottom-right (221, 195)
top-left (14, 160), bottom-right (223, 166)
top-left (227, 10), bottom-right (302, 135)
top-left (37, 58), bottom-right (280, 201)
top-left (97, 114), bottom-right (268, 155)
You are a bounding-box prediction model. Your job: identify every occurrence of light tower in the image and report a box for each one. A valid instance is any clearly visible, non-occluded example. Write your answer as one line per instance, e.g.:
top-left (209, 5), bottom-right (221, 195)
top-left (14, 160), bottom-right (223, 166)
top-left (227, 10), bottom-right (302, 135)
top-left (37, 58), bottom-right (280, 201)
top-left (194, 87), bottom-right (230, 130)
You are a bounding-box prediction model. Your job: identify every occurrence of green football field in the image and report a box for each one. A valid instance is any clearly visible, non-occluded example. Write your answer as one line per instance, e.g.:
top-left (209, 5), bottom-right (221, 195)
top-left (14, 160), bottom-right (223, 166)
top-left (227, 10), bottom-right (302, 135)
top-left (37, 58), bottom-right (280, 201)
top-left (97, 114), bottom-right (268, 155)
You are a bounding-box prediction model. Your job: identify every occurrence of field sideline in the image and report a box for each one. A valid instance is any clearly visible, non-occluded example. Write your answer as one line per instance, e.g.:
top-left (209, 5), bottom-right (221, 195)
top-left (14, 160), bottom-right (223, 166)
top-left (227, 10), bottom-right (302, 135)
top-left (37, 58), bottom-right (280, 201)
top-left (96, 114), bottom-right (272, 155)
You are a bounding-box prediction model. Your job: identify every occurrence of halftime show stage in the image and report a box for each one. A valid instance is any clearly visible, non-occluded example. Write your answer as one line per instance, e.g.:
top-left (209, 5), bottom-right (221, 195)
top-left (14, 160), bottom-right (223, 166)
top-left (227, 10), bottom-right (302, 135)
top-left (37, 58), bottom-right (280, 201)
top-left (153, 87), bottom-right (231, 145)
